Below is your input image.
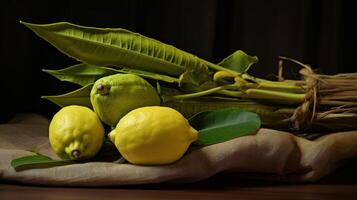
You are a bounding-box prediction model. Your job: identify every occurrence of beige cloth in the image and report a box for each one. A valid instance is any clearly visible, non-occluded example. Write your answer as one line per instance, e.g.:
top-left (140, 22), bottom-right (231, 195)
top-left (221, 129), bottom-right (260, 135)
top-left (0, 113), bottom-right (357, 186)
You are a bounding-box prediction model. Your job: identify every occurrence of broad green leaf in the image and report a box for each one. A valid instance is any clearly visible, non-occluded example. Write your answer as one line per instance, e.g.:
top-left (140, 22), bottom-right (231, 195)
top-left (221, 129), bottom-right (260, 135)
top-left (11, 140), bottom-right (119, 171)
top-left (218, 50), bottom-right (258, 73)
top-left (11, 154), bottom-right (75, 171)
top-left (42, 83), bottom-right (93, 108)
top-left (189, 108), bottom-right (261, 145)
top-left (43, 63), bottom-right (116, 86)
top-left (20, 21), bottom-right (217, 77)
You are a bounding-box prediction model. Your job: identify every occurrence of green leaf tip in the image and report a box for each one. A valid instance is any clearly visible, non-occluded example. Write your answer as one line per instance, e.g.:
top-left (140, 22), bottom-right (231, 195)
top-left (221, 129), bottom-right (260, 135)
top-left (218, 50), bottom-right (259, 73)
top-left (41, 83), bottom-right (93, 108)
top-left (19, 20), bottom-right (36, 28)
top-left (19, 20), bottom-right (29, 25)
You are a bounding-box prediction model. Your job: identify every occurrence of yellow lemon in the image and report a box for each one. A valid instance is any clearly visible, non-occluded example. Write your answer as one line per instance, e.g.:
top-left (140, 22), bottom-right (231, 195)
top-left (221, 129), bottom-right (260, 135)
top-left (49, 105), bottom-right (104, 160)
top-left (90, 74), bottom-right (161, 126)
top-left (108, 106), bottom-right (198, 165)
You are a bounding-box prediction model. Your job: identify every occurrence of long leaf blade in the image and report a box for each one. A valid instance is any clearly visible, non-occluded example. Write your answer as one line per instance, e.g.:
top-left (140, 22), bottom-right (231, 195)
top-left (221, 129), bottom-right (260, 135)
top-left (20, 21), bottom-right (209, 77)
top-left (43, 63), bottom-right (116, 86)
top-left (21, 21), bottom-right (237, 90)
top-left (42, 83), bottom-right (93, 108)
top-left (44, 63), bottom-right (179, 86)
top-left (189, 108), bottom-right (261, 145)
top-left (218, 50), bottom-right (258, 73)
top-left (11, 155), bottom-right (75, 171)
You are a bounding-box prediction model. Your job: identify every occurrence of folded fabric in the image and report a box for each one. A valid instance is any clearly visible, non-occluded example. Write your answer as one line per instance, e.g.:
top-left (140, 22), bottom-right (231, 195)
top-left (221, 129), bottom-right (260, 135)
top-left (1, 114), bottom-right (356, 186)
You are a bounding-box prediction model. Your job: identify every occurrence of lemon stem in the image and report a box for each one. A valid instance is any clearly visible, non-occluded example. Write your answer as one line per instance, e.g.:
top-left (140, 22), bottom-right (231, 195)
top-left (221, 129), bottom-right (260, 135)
top-left (96, 84), bottom-right (110, 95)
top-left (72, 150), bottom-right (80, 159)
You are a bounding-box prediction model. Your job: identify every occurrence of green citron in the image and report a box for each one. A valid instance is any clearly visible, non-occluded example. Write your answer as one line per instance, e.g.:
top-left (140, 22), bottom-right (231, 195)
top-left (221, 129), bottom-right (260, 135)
top-left (90, 74), bottom-right (161, 126)
top-left (49, 105), bottom-right (104, 160)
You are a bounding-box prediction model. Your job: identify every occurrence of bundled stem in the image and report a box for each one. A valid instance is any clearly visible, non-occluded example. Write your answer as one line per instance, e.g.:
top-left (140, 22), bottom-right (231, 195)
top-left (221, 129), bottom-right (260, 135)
top-left (164, 56), bottom-right (357, 135)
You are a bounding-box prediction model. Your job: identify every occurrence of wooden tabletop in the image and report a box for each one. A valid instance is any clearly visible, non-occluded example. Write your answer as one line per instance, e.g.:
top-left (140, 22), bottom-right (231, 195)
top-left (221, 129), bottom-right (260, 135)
top-left (1, 159), bottom-right (357, 200)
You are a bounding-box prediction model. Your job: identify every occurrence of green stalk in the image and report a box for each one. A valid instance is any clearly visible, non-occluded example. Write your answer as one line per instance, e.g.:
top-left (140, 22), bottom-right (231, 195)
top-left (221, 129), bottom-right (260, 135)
top-left (165, 84), bottom-right (236, 102)
top-left (234, 79), bottom-right (305, 93)
top-left (167, 79), bottom-right (305, 104)
top-left (242, 73), bottom-right (305, 88)
top-left (256, 81), bottom-right (305, 93)
top-left (217, 89), bottom-right (305, 104)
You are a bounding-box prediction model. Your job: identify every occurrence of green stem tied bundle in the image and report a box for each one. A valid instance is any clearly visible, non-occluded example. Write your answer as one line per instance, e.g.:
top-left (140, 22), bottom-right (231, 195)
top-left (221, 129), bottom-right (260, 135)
top-left (22, 21), bottom-right (357, 137)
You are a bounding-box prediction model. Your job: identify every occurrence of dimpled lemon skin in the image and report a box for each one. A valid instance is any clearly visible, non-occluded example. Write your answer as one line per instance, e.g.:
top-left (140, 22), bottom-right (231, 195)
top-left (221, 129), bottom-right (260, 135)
top-left (90, 74), bottom-right (161, 127)
top-left (49, 105), bottom-right (104, 160)
top-left (109, 106), bottom-right (198, 165)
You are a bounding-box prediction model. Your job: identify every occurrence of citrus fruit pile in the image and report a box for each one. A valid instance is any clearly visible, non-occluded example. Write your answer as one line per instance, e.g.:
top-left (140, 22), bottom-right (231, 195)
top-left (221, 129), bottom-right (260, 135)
top-left (49, 74), bottom-right (198, 165)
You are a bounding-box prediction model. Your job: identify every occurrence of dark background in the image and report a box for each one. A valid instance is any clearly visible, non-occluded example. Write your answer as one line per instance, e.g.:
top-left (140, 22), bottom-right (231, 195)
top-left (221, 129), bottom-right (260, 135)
top-left (0, 0), bottom-right (356, 123)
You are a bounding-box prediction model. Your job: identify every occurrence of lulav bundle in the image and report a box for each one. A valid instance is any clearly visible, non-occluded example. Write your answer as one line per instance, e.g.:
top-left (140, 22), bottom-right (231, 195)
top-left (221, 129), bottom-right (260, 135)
top-left (22, 21), bottom-right (357, 137)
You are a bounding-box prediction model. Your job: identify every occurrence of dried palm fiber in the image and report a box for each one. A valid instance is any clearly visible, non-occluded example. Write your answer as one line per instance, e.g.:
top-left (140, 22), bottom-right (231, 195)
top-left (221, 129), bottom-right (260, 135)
top-left (279, 57), bottom-right (357, 134)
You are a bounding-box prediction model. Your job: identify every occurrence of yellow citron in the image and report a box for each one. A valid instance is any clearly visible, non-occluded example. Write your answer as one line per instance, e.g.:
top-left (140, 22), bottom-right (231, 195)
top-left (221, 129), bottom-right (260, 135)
top-left (49, 105), bottom-right (104, 160)
top-left (109, 106), bottom-right (198, 165)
